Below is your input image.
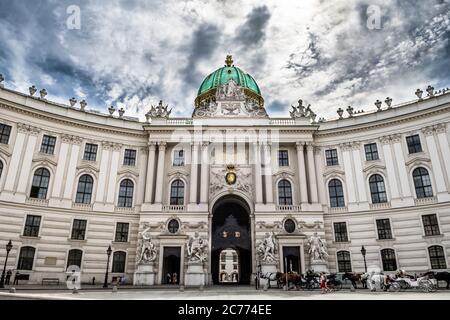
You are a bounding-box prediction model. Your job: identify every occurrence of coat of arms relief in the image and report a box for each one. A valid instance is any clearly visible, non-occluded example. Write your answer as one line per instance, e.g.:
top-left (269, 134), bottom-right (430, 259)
top-left (209, 165), bottom-right (253, 200)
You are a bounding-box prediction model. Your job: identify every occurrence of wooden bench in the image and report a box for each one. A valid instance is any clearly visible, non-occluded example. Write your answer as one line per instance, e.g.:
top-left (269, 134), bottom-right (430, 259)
top-left (42, 278), bottom-right (60, 285)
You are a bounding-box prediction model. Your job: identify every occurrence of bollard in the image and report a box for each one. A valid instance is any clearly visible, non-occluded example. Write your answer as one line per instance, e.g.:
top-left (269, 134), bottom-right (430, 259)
top-left (350, 286), bottom-right (355, 292)
top-left (263, 284), bottom-right (268, 291)
top-left (72, 288), bottom-right (79, 294)
top-left (112, 285), bottom-right (118, 293)
top-left (9, 287), bottom-right (16, 293)
top-left (199, 285), bottom-right (204, 291)
top-left (179, 285), bottom-right (185, 292)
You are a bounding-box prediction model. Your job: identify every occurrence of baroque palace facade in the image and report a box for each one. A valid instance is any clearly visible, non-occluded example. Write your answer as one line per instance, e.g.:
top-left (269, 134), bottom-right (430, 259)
top-left (0, 56), bottom-right (449, 286)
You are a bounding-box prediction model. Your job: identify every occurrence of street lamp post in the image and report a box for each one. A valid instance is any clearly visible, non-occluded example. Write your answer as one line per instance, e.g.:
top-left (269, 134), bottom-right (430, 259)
top-left (360, 245), bottom-right (367, 273)
top-left (0, 240), bottom-right (13, 288)
top-left (103, 245), bottom-right (112, 288)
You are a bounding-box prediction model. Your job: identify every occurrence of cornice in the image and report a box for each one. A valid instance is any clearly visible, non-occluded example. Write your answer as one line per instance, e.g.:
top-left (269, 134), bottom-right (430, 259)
top-left (379, 134), bottom-right (402, 145)
top-left (0, 101), bottom-right (145, 138)
top-left (61, 133), bottom-right (83, 145)
top-left (339, 141), bottom-right (360, 151)
top-left (316, 105), bottom-right (450, 138)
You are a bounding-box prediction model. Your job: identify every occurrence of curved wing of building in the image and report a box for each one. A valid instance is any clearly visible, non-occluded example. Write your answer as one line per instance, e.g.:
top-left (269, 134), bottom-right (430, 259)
top-left (0, 57), bottom-right (449, 286)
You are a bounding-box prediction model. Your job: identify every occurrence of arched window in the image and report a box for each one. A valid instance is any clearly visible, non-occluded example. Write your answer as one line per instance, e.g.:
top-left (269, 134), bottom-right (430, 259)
top-left (170, 180), bottom-right (184, 205)
top-left (278, 180), bottom-right (292, 205)
top-left (328, 179), bottom-right (345, 207)
top-left (17, 246), bottom-right (35, 270)
top-left (30, 168), bottom-right (50, 199)
top-left (0, 161), bottom-right (3, 179)
top-left (413, 167), bottom-right (433, 198)
top-left (381, 248), bottom-right (397, 271)
top-left (112, 251), bottom-right (126, 273)
top-left (337, 251), bottom-right (352, 272)
top-left (75, 175), bottom-right (94, 204)
top-left (118, 179), bottom-right (134, 208)
top-left (67, 249), bottom-right (83, 269)
top-left (369, 174), bottom-right (387, 203)
top-left (428, 245), bottom-right (447, 269)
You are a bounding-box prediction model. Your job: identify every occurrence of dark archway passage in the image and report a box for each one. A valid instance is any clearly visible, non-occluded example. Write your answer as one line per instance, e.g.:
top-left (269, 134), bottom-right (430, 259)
top-left (211, 195), bottom-right (252, 284)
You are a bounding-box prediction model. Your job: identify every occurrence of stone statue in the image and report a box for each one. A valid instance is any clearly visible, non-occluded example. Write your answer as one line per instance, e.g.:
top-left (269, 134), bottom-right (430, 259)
top-left (307, 232), bottom-right (328, 261)
top-left (257, 232), bottom-right (278, 263)
top-left (136, 225), bottom-right (157, 265)
top-left (187, 232), bottom-right (208, 263)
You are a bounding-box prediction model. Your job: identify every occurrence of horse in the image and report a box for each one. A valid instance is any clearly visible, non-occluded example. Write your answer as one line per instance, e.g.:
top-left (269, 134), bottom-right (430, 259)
top-left (259, 272), bottom-right (280, 289)
top-left (423, 271), bottom-right (450, 289)
top-left (276, 272), bottom-right (303, 290)
top-left (342, 272), bottom-right (365, 289)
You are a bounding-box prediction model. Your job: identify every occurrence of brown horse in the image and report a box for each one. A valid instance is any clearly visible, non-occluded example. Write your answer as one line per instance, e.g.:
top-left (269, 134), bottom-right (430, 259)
top-left (276, 272), bottom-right (302, 289)
top-left (343, 272), bottom-right (366, 289)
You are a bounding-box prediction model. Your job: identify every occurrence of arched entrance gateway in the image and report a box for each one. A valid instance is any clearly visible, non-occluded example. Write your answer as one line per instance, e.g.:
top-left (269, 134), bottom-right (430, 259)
top-left (211, 195), bottom-right (252, 285)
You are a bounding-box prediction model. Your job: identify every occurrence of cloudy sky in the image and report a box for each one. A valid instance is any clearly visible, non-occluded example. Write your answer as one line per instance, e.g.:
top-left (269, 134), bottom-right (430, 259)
top-left (0, 0), bottom-right (449, 120)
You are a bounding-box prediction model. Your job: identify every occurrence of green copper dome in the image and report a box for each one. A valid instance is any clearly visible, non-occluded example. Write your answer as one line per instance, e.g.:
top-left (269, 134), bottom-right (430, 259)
top-left (197, 55), bottom-right (261, 97)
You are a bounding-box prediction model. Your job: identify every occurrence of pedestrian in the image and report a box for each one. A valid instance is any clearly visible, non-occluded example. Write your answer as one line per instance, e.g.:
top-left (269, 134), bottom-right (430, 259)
top-left (172, 273), bottom-right (178, 284)
top-left (92, 276), bottom-right (96, 285)
top-left (13, 271), bottom-right (20, 285)
top-left (320, 272), bottom-right (328, 294)
top-left (166, 273), bottom-right (172, 284)
top-left (5, 269), bottom-right (12, 285)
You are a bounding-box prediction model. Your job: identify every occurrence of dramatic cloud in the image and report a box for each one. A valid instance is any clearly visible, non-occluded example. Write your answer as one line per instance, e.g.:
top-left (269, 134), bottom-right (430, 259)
top-left (0, 0), bottom-right (449, 120)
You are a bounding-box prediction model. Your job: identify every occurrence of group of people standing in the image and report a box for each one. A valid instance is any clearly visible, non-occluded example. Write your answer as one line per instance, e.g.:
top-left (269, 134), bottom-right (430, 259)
top-left (166, 272), bottom-right (178, 284)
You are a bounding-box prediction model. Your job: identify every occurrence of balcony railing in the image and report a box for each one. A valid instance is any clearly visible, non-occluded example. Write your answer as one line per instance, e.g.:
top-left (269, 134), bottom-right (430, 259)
top-left (25, 197), bottom-right (49, 207)
top-left (276, 205), bottom-right (301, 212)
top-left (163, 205), bottom-right (186, 212)
top-left (72, 203), bottom-right (93, 211)
top-left (414, 196), bottom-right (438, 206)
top-left (114, 206), bottom-right (136, 214)
top-left (269, 119), bottom-right (296, 125)
top-left (369, 202), bottom-right (392, 210)
top-left (329, 206), bottom-right (348, 213)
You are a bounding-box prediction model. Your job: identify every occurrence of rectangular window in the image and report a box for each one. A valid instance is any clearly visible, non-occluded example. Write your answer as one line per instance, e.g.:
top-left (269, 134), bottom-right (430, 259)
top-left (406, 134), bottom-right (422, 154)
top-left (278, 150), bottom-right (289, 167)
top-left (71, 219), bottom-right (87, 240)
top-left (123, 149), bottom-right (136, 166)
top-left (40, 135), bottom-right (57, 154)
top-left (422, 214), bottom-right (440, 236)
top-left (325, 149), bottom-right (339, 166)
top-left (115, 223), bottom-right (129, 242)
top-left (333, 222), bottom-right (348, 242)
top-left (83, 143), bottom-right (98, 161)
top-left (0, 123), bottom-right (12, 144)
top-left (23, 215), bottom-right (41, 237)
top-left (173, 149), bottom-right (185, 166)
top-left (364, 143), bottom-right (379, 161)
top-left (376, 219), bottom-right (393, 240)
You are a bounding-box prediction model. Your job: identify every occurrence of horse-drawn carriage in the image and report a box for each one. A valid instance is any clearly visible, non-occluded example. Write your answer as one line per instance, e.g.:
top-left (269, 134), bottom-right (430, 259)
top-left (260, 270), bottom-right (342, 291)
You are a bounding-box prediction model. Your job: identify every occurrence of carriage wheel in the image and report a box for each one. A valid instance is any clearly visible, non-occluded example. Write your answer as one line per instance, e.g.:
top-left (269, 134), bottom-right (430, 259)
top-left (389, 282), bottom-right (400, 292)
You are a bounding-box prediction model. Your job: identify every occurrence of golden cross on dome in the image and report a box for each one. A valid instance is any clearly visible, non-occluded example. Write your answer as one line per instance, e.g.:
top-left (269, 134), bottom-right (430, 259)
top-left (225, 55), bottom-right (233, 67)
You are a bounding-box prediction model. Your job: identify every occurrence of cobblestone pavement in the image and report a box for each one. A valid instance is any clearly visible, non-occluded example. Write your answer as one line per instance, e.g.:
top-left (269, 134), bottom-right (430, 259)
top-left (0, 286), bottom-right (449, 300)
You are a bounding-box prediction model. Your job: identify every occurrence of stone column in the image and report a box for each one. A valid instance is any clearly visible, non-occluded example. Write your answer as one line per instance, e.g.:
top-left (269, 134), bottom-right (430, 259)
top-left (200, 142), bottom-right (209, 203)
top-left (262, 142), bottom-right (273, 203)
top-left (253, 143), bottom-right (263, 203)
top-left (296, 142), bottom-right (308, 204)
top-left (15, 127), bottom-right (40, 194)
top-left (189, 142), bottom-right (199, 204)
top-left (144, 142), bottom-right (157, 203)
top-left (306, 143), bottom-right (318, 203)
top-left (314, 147), bottom-right (326, 205)
top-left (154, 142), bottom-right (166, 204)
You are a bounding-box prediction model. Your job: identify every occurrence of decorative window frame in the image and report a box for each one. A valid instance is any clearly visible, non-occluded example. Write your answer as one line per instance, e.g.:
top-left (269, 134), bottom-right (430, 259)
top-left (165, 216), bottom-right (182, 235)
top-left (275, 176), bottom-right (295, 206)
top-left (419, 212), bottom-right (443, 237)
top-left (372, 216), bottom-right (395, 240)
top-left (72, 171), bottom-right (97, 205)
top-left (407, 163), bottom-right (436, 199)
top-left (16, 245), bottom-right (38, 272)
top-left (335, 250), bottom-right (353, 273)
top-left (64, 248), bottom-right (84, 272)
top-left (378, 247), bottom-right (399, 272)
top-left (331, 220), bottom-right (351, 243)
top-left (425, 244), bottom-right (448, 270)
top-left (69, 218), bottom-right (89, 241)
top-left (115, 176), bottom-right (137, 208)
top-left (365, 171), bottom-right (391, 204)
top-left (325, 176), bottom-right (347, 209)
top-left (281, 215), bottom-right (299, 234)
top-left (27, 164), bottom-right (56, 200)
top-left (21, 213), bottom-right (44, 238)
top-left (111, 250), bottom-right (128, 274)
